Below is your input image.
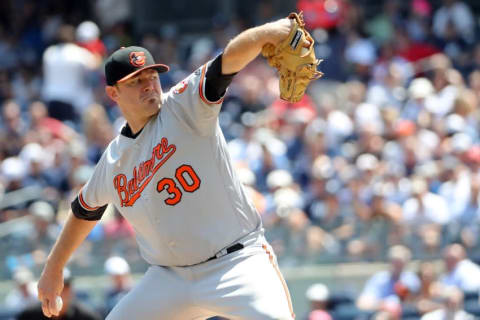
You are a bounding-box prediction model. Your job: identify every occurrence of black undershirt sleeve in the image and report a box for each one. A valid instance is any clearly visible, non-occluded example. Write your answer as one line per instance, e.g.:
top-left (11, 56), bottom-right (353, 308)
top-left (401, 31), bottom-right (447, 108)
top-left (71, 196), bottom-right (107, 221)
top-left (204, 53), bottom-right (237, 102)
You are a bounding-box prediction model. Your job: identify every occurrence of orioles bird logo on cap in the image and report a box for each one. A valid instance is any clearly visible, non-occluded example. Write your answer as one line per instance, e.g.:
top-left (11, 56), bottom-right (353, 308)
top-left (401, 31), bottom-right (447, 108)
top-left (129, 52), bottom-right (146, 67)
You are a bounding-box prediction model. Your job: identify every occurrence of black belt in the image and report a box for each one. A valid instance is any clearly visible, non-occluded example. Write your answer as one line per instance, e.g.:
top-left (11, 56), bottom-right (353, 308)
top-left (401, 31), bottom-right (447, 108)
top-left (207, 243), bottom-right (244, 261)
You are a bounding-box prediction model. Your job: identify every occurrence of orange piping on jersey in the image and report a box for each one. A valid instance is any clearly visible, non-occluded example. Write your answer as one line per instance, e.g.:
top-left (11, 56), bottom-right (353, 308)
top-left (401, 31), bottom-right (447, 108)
top-left (262, 244), bottom-right (295, 319)
top-left (113, 137), bottom-right (177, 207)
top-left (78, 188), bottom-right (101, 211)
top-left (198, 63), bottom-right (225, 105)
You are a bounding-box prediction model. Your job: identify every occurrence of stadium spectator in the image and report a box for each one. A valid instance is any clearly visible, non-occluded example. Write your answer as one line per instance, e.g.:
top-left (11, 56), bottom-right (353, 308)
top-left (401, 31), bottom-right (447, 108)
top-left (401, 176), bottom-right (450, 256)
top-left (413, 262), bottom-right (443, 315)
top-left (423, 54), bottom-right (461, 118)
top-left (82, 103), bottom-right (115, 164)
top-left (450, 173), bottom-right (480, 249)
top-left (4, 266), bottom-right (37, 311)
top-left (41, 24), bottom-right (100, 127)
top-left (439, 243), bottom-right (480, 293)
top-left (432, 0), bottom-right (475, 45)
top-left (304, 283), bottom-right (333, 320)
top-left (9, 201), bottom-right (60, 267)
top-left (0, 100), bottom-right (28, 158)
top-left (420, 286), bottom-right (475, 320)
top-left (76, 21), bottom-right (107, 58)
top-left (356, 245), bottom-right (420, 312)
top-left (103, 256), bottom-right (132, 316)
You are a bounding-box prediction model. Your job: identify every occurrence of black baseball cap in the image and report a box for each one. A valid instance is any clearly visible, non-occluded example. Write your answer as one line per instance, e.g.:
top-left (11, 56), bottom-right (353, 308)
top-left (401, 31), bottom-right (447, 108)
top-left (105, 46), bottom-right (169, 86)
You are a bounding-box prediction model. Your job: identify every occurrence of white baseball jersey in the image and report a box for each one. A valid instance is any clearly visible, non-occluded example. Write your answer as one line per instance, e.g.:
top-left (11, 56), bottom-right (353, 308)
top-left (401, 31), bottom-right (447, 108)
top-left (76, 61), bottom-right (262, 267)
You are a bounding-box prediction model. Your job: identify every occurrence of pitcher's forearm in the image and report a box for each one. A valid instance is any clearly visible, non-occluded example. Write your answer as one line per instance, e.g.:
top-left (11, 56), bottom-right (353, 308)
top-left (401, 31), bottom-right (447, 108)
top-left (44, 211), bottom-right (98, 272)
top-left (222, 18), bottom-right (292, 74)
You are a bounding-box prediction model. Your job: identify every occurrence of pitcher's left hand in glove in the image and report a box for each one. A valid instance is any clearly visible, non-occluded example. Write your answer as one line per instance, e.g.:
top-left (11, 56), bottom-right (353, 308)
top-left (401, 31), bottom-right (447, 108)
top-left (262, 12), bottom-right (323, 103)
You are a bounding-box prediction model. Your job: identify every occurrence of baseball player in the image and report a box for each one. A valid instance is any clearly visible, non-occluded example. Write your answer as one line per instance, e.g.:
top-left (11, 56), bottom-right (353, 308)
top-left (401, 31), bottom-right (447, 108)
top-left (38, 16), bottom-right (299, 320)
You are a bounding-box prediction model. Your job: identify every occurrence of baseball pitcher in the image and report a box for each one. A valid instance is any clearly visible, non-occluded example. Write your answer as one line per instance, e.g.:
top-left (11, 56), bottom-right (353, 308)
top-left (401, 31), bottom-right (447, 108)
top-left (37, 13), bottom-right (321, 320)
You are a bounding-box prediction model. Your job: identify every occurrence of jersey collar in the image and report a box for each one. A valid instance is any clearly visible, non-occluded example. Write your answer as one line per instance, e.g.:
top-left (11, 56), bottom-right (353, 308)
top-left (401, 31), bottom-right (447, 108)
top-left (120, 123), bottom-right (143, 139)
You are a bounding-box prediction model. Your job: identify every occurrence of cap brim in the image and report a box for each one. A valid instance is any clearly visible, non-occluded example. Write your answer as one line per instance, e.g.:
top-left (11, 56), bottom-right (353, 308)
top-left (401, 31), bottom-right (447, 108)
top-left (117, 64), bottom-right (170, 84)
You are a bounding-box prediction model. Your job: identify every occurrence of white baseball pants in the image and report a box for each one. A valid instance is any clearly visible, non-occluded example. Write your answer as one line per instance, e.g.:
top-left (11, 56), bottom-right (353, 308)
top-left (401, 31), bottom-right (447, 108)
top-left (106, 240), bottom-right (294, 320)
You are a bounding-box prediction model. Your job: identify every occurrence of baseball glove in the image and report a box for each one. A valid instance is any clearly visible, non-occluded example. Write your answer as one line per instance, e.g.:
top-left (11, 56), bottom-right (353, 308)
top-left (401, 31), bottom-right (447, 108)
top-left (262, 12), bottom-right (323, 103)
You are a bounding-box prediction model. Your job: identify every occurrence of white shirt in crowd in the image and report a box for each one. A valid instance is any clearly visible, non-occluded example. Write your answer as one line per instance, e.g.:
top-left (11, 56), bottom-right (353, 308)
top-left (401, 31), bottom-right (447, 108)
top-left (42, 43), bottom-right (97, 114)
top-left (433, 1), bottom-right (475, 42)
top-left (402, 192), bottom-right (450, 226)
top-left (440, 259), bottom-right (480, 293)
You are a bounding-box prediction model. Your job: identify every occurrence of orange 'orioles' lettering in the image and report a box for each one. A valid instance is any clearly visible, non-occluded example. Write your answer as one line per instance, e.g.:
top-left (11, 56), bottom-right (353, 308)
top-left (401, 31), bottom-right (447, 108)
top-left (113, 137), bottom-right (176, 207)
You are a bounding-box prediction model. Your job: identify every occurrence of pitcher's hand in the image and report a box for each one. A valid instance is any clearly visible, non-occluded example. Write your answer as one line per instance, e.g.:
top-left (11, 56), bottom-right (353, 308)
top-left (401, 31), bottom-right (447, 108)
top-left (37, 267), bottom-right (64, 317)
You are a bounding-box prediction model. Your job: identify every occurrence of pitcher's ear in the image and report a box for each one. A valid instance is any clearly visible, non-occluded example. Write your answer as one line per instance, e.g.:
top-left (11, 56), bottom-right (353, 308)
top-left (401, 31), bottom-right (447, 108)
top-left (105, 86), bottom-right (118, 101)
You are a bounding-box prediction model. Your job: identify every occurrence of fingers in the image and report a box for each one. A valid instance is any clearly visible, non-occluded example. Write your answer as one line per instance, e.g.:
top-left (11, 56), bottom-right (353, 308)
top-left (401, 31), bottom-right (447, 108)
top-left (265, 17), bottom-right (295, 46)
top-left (39, 295), bottom-right (61, 318)
top-left (37, 268), bottom-right (65, 318)
top-left (41, 298), bottom-right (52, 318)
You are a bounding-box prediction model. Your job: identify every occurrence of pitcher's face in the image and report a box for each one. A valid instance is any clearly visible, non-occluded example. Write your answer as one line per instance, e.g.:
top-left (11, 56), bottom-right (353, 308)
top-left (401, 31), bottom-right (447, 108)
top-left (109, 69), bottom-right (163, 120)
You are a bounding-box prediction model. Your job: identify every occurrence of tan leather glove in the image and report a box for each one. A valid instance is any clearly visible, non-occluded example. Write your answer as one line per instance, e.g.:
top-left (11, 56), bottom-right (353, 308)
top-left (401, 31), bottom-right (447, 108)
top-left (262, 12), bottom-right (323, 103)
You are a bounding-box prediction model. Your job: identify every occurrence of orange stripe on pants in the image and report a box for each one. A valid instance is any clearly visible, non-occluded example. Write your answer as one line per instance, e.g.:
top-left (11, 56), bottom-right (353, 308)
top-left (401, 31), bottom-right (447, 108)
top-left (262, 244), bottom-right (295, 319)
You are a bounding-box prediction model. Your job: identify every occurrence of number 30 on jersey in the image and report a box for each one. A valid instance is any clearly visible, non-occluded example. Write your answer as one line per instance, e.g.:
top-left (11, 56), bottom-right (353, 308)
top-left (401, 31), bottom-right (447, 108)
top-left (156, 164), bottom-right (201, 206)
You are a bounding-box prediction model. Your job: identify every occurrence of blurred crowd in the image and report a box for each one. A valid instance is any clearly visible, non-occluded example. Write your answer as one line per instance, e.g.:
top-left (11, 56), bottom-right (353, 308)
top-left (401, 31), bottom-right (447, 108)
top-left (2, 0), bottom-right (480, 318)
top-left (301, 243), bottom-right (480, 319)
